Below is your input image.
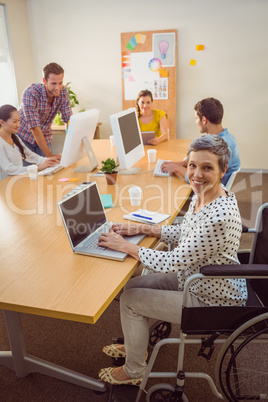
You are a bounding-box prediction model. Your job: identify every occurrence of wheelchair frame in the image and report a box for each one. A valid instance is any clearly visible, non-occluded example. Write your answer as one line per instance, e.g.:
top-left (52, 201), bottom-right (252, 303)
top-left (136, 269), bottom-right (268, 401)
top-left (135, 203), bottom-right (268, 401)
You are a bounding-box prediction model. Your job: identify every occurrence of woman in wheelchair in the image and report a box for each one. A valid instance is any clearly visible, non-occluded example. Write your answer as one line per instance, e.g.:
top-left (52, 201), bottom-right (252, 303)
top-left (98, 134), bottom-right (247, 386)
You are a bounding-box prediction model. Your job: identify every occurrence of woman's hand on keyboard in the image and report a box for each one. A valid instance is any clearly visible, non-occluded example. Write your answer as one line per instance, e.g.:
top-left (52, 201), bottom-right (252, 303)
top-left (37, 156), bottom-right (60, 171)
top-left (98, 230), bottom-right (140, 259)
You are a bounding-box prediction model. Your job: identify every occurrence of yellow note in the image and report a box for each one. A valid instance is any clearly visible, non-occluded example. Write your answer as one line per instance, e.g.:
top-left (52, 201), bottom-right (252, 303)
top-left (68, 178), bottom-right (79, 182)
top-left (190, 59), bottom-right (196, 66)
top-left (196, 44), bottom-right (205, 51)
top-left (135, 33), bottom-right (140, 43)
top-left (139, 34), bottom-right (146, 44)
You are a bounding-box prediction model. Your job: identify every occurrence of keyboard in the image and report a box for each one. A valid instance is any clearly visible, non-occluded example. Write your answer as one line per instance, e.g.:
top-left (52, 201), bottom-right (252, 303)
top-left (82, 222), bottom-right (113, 250)
top-left (38, 164), bottom-right (64, 176)
top-left (153, 159), bottom-right (170, 177)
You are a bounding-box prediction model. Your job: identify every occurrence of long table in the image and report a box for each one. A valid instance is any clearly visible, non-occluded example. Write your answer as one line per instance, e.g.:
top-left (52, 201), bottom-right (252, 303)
top-left (0, 139), bottom-right (191, 392)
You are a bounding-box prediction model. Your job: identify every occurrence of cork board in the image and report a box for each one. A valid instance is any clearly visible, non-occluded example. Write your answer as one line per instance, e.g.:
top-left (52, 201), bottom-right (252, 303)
top-left (121, 29), bottom-right (177, 139)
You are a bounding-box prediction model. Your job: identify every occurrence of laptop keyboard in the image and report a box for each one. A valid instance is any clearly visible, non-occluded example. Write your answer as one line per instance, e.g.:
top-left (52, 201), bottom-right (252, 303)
top-left (82, 222), bottom-right (113, 250)
top-left (38, 164), bottom-right (63, 176)
top-left (153, 159), bottom-right (170, 177)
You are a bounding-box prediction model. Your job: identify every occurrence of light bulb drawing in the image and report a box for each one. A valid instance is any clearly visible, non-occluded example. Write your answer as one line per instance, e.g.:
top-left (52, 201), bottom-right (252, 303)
top-left (159, 40), bottom-right (169, 59)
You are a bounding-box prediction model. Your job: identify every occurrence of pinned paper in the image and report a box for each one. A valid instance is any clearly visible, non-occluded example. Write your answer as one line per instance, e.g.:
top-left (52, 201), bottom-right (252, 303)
top-left (138, 34), bottom-right (146, 44)
top-left (159, 68), bottom-right (168, 77)
top-left (128, 76), bottom-right (135, 82)
top-left (196, 44), bottom-right (205, 51)
top-left (190, 59), bottom-right (196, 66)
top-left (127, 42), bottom-right (135, 50)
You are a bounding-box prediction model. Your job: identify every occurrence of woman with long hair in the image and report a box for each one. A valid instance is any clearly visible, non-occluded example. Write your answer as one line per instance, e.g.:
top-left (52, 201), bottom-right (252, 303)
top-left (136, 89), bottom-right (168, 145)
top-left (0, 104), bottom-right (59, 179)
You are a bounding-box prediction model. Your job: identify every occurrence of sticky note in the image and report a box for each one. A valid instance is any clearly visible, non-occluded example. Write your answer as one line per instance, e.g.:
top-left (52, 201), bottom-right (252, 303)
top-left (159, 68), bottom-right (168, 77)
top-left (190, 59), bottom-right (196, 66)
top-left (139, 34), bottom-right (146, 44)
top-left (127, 43), bottom-right (135, 50)
top-left (68, 178), bottom-right (79, 182)
top-left (135, 33), bottom-right (141, 43)
top-left (196, 44), bottom-right (205, 51)
top-left (58, 178), bottom-right (70, 182)
top-left (101, 194), bottom-right (113, 208)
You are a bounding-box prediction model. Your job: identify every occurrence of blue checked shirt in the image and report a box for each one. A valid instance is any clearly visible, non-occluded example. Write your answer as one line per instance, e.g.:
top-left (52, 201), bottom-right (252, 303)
top-left (18, 84), bottom-right (72, 145)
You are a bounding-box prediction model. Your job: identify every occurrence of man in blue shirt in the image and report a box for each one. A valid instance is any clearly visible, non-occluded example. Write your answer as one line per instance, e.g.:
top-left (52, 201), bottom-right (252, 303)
top-left (161, 97), bottom-right (240, 186)
top-left (18, 62), bottom-right (72, 158)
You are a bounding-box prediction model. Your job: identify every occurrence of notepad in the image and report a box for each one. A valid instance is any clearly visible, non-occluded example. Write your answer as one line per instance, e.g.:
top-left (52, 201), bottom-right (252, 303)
top-left (100, 194), bottom-right (113, 208)
top-left (123, 209), bottom-right (170, 225)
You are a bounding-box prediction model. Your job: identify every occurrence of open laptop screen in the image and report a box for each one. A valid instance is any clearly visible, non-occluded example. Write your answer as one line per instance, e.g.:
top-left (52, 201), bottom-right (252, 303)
top-left (59, 184), bottom-right (107, 248)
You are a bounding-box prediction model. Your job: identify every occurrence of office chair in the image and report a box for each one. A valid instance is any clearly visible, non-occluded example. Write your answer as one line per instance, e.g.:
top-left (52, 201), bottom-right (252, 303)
top-left (135, 202), bottom-right (268, 401)
top-left (224, 167), bottom-right (241, 191)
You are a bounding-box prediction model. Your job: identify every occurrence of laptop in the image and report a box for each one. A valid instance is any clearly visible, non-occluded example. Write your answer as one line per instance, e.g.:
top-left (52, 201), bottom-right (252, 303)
top-left (57, 182), bottom-right (145, 261)
top-left (141, 131), bottom-right (155, 145)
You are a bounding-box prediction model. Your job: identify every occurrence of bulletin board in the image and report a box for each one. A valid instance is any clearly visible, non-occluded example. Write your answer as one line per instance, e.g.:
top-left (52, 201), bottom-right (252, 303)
top-left (121, 29), bottom-right (177, 139)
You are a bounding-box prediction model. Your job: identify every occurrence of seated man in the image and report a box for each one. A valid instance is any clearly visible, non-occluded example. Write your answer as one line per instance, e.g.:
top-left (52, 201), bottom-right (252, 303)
top-left (161, 97), bottom-right (240, 186)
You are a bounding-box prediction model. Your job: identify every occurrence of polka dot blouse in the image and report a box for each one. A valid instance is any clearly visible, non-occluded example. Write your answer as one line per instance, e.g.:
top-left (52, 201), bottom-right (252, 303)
top-left (138, 190), bottom-right (247, 307)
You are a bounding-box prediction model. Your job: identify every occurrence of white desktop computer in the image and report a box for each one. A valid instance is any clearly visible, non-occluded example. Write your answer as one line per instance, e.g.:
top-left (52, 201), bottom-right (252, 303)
top-left (61, 108), bottom-right (100, 172)
top-left (110, 108), bottom-right (145, 175)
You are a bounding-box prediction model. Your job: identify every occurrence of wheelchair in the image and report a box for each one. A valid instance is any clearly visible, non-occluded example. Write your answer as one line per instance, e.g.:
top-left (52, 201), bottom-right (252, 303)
top-left (134, 202), bottom-right (268, 401)
top-left (109, 203), bottom-right (268, 401)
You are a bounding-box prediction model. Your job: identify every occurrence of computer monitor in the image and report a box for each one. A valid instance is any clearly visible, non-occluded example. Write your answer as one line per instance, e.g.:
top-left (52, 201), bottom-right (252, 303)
top-left (110, 108), bottom-right (145, 174)
top-left (60, 108), bottom-right (99, 172)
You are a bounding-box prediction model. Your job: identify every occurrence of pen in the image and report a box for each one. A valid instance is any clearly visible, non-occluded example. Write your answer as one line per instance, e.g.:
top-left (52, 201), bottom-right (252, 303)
top-left (132, 214), bottom-right (153, 220)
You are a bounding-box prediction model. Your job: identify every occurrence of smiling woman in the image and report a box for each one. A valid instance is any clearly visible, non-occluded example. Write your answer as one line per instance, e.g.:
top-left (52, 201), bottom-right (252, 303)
top-left (97, 134), bottom-right (245, 387)
top-left (135, 89), bottom-right (168, 146)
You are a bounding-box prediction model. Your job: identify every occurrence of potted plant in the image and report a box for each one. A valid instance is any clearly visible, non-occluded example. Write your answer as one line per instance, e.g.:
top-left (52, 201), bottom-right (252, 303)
top-left (54, 82), bottom-right (85, 125)
top-left (100, 158), bottom-right (119, 185)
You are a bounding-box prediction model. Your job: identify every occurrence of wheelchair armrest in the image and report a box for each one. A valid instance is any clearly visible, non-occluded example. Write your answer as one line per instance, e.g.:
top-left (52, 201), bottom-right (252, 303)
top-left (237, 250), bottom-right (250, 264)
top-left (200, 264), bottom-right (268, 276)
top-left (242, 225), bottom-right (255, 233)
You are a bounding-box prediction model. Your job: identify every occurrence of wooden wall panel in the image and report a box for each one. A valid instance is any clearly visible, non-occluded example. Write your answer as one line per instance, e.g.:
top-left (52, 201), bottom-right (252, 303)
top-left (121, 29), bottom-right (177, 139)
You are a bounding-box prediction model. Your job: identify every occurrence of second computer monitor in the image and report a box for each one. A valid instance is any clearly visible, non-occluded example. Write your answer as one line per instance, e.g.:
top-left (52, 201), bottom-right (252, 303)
top-left (60, 108), bottom-right (99, 172)
top-left (110, 108), bottom-right (145, 173)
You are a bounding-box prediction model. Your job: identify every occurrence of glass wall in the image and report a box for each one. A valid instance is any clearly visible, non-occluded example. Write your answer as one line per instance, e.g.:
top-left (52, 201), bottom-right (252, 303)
top-left (0, 4), bottom-right (18, 107)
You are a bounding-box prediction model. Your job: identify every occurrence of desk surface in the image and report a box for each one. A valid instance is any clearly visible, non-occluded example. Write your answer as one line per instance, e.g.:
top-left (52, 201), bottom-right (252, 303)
top-left (0, 139), bottom-right (191, 324)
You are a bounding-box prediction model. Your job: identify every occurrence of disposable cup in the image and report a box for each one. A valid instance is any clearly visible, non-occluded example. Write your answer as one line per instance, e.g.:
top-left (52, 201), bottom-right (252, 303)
top-left (147, 149), bottom-right (157, 163)
top-left (128, 186), bottom-right (142, 206)
top-left (27, 165), bottom-right (38, 180)
top-left (110, 135), bottom-right (115, 146)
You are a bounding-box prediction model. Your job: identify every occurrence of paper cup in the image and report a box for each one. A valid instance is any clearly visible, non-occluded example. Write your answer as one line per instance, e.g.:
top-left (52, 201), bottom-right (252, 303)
top-left (147, 149), bottom-right (157, 163)
top-left (128, 186), bottom-right (142, 206)
top-left (27, 165), bottom-right (38, 180)
top-left (110, 135), bottom-right (115, 146)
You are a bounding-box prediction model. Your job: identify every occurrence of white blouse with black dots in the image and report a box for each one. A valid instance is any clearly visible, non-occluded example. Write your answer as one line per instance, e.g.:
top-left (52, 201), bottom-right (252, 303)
top-left (138, 190), bottom-right (247, 306)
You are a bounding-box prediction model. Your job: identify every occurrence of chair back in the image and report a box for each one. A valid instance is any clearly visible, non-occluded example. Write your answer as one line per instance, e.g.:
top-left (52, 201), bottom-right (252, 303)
top-left (225, 167), bottom-right (240, 191)
top-left (249, 203), bottom-right (268, 305)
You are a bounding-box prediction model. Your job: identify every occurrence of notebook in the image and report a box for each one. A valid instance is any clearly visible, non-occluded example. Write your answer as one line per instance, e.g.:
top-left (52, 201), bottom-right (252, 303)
top-left (57, 182), bottom-right (145, 261)
top-left (141, 131), bottom-right (155, 145)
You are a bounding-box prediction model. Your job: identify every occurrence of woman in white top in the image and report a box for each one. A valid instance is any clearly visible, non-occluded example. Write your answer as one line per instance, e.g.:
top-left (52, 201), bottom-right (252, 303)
top-left (0, 104), bottom-right (59, 179)
top-left (97, 135), bottom-right (247, 386)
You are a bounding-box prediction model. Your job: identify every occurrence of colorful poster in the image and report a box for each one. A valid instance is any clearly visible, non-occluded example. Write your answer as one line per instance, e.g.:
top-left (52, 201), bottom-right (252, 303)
top-left (152, 32), bottom-right (175, 67)
top-left (123, 52), bottom-right (168, 100)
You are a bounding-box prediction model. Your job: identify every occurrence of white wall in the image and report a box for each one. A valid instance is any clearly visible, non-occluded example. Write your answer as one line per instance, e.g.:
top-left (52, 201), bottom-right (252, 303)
top-left (4, 0), bottom-right (34, 101)
top-left (7, 0), bottom-right (268, 169)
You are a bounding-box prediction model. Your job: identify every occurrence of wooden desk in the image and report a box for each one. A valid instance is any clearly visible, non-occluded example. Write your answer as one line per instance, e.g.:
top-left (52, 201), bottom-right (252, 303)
top-left (0, 139), bottom-right (191, 391)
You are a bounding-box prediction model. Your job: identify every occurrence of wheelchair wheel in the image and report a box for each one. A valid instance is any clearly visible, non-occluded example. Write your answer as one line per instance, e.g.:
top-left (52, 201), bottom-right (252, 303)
top-left (149, 321), bottom-right (172, 349)
top-left (216, 312), bottom-right (268, 401)
top-left (146, 383), bottom-right (188, 402)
